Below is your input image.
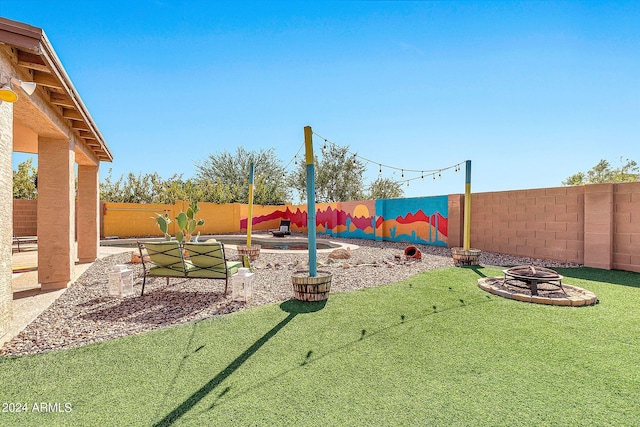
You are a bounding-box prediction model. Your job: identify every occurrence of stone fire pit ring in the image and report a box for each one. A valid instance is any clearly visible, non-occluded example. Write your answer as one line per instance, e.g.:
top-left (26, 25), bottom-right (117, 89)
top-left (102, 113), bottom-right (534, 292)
top-left (477, 275), bottom-right (598, 306)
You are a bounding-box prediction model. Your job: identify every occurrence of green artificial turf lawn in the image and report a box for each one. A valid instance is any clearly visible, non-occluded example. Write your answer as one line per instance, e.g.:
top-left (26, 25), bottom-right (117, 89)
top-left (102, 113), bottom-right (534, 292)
top-left (1, 266), bottom-right (639, 426)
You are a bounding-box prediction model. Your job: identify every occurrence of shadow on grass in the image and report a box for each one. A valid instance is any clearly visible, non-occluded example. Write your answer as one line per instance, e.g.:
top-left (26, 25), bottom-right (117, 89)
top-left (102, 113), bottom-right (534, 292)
top-left (152, 299), bottom-right (325, 427)
top-left (466, 266), bottom-right (488, 278)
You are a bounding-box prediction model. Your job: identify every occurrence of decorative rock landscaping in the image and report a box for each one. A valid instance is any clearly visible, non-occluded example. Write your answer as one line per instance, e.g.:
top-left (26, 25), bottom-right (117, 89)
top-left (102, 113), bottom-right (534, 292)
top-left (2, 236), bottom-right (583, 356)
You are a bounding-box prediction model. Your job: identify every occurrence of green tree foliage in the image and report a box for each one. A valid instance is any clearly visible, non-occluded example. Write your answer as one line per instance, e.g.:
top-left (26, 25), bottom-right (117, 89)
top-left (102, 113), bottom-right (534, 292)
top-left (290, 144), bottom-right (367, 203)
top-left (100, 170), bottom-right (197, 203)
top-left (562, 158), bottom-right (639, 186)
top-left (13, 158), bottom-right (38, 199)
top-left (195, 147), bottom-right (290, 205)
top-left (367, 177), bottom-right (404, 200)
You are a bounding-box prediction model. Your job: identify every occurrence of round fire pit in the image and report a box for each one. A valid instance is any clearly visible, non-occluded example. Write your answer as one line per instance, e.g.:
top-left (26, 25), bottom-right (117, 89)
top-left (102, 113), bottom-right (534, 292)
top-left (477, 265), bottom-right (598, 306)
top-left (503, 265), bottom-right (564, 296)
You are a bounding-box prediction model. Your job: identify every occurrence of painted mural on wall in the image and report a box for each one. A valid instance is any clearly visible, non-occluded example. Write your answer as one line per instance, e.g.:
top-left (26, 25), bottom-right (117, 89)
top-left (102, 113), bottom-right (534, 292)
top-left (374, 196), bottom-right (448, 246)
top-left (240, 196), bottom-right (448, 246)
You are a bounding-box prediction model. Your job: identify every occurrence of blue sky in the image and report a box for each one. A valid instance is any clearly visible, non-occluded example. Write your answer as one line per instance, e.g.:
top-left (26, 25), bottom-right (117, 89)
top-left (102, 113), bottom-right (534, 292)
top-left (4, 0), bottom-right (639, 198)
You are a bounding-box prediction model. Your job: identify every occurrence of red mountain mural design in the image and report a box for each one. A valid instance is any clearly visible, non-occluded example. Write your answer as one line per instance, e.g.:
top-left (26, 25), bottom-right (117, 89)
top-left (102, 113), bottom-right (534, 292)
top-left (242, 206), bottom-right (447, 238)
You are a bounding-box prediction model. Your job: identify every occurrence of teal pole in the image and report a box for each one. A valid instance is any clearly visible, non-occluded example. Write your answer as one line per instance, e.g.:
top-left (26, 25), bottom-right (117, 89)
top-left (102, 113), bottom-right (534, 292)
top-left (304, 126), bottom-right (317, 277)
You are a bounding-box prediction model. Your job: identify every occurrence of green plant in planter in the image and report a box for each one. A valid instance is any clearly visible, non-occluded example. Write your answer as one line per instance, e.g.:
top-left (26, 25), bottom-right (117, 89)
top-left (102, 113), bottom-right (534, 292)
top-left (175, 201), bottom-right (205, 243)
top-left (152, 201), bottom-right (205, 242)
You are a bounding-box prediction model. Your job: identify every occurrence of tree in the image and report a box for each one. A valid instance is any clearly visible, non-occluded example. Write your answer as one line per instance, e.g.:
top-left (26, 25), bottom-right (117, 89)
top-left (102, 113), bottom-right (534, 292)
top-left (100, 170), bottom-right (194, 203)
top-left (289, 143), bottom-right (367, 203)
top-left (562, 158), bottom-right (639, 186)
top-left (367, 177), bottom-right (404, 200)
top-left (13, 158), bottom-right (38, 199)
top-left (195, 147), bottom-right (290, 205)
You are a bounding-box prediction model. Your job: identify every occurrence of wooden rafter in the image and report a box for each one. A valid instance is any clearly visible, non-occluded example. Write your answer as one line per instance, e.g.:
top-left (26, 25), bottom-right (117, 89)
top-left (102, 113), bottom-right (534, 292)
top-left (16, 50), bottom-right (48, 72)
top-left (62, 108), bottom-right (83, 121)
top-left (33, 70), bottom-right (63, 89)
top-left (49, 92), bottom-right (74, 108)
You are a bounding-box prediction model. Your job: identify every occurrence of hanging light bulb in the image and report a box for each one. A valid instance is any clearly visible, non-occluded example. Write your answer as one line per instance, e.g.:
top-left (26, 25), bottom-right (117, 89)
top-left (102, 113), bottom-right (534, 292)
top-left (421, 171), bottom-right (424, 180)
top-left (322, 139), bottom-right (327, 154)
top-left (401, 169), bottom-right (404, 179)
top-left (352, 154), bottom-right (357, 166)
top-left (407, 180), bottom-right (410, 187)
top-left (379, 164), bottom-right (382, 174)
top-left (438, 170), bottom-right (442, 178)
top-left (433, 175), bottom-right (436, 181)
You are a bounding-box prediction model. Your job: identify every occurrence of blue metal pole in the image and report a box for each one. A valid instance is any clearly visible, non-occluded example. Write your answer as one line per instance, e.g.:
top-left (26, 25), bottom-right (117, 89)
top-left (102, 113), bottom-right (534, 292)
top-left (304, 126), bottom-right (317, 277)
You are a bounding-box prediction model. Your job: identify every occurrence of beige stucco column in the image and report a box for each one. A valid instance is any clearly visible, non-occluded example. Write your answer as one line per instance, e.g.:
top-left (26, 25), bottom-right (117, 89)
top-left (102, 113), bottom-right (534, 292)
top-left (37, 136), bottom-right (76, 290)
top-left (77, 164), bottom-right (99, 263)
top-left (0, 102), bottom-right (14, 338)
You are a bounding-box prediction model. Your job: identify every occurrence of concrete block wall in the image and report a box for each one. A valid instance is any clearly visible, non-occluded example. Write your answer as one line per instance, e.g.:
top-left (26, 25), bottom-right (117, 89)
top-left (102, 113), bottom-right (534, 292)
top-left (612, 182), bottom-right (640, 272)
top-left (461, 182), bottom-right (639, 272)
top-left (470, 186), bottom-right (585, 264)
top-left (12, 199), bottom-right (37, 237)
top-left (447, 194), bottom-right (464, 248)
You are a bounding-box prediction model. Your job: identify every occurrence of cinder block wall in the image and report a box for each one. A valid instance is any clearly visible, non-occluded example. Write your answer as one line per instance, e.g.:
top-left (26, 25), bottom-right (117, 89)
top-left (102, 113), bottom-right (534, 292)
top-left (12, 199), bottom-right (37, 236)
top-left (470, 186), bottom-right (585, 264)
top-left (464, 182), bottom-right (639, 272)
top-left (612, 182), bottom-right (640, 271)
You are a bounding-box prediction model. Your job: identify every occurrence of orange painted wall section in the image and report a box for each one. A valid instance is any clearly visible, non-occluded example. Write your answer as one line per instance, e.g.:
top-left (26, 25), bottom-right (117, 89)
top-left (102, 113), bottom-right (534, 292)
top-left (196, 203), bottom-right (241, 234)
top-left (102, 201), bottom-right (241, 237)
top-left (103, 202), bottom-right (175, 238)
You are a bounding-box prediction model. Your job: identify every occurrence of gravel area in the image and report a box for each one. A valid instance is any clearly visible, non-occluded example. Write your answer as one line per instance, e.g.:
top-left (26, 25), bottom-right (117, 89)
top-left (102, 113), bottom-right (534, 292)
top-left (1, 237), bottom-right (581, 356)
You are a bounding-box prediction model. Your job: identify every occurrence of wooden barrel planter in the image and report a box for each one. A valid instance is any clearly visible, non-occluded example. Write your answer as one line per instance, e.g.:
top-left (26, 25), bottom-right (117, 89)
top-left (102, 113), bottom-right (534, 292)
top-left (451, 248), bottom-right (482, 266)
top-left (237, 244), bottom-right (261, 261)
top-left (291, 271), bottom-right (333, 302)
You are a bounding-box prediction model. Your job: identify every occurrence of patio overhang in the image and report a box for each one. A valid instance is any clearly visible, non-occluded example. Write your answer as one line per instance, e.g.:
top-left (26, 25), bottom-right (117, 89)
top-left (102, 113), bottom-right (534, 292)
top-left (0, 17), bottom-right (113, 164)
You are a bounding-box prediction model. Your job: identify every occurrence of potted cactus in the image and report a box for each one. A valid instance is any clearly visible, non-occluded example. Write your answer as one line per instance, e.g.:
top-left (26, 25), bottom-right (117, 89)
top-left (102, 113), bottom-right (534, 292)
top-left (152, 201), bottom-right (205, 242)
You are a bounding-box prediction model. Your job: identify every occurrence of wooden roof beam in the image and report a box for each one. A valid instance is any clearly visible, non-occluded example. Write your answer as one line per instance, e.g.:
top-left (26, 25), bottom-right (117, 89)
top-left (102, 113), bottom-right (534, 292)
top-left (72, 121), bottom-right (90, 131)
top-left (16, 50), bottom-right (49, 72)
top-left (62, 108), bottom-right (83, 121)
top-left (49, 92), bottom-right (74, 108)
top-left (33, 70), bottom-right (63, 89)
top-left (78, 129), bottom-right (94, 136)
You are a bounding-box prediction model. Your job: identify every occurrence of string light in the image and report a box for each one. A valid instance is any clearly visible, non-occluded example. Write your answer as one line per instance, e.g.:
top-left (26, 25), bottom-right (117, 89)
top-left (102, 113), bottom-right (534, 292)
top-left (309, 130), bottom-right (467, 187)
